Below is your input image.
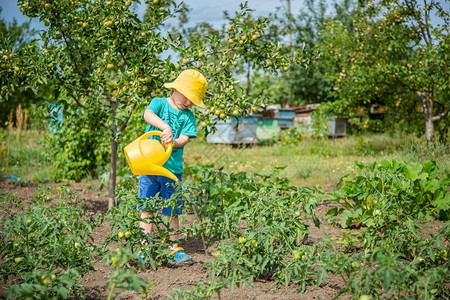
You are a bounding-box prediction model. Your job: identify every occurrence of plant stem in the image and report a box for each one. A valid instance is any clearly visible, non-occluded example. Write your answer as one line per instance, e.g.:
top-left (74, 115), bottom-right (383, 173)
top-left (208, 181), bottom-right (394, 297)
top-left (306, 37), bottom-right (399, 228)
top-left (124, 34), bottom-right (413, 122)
top-left (107, 281), bottom-right (117, 300)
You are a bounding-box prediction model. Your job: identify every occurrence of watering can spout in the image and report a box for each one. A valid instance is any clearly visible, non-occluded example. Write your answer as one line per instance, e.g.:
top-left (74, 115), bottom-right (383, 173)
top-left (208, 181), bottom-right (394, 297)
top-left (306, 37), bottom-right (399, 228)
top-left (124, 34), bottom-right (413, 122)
top-left (147, 165), bottom-right (179, 182)
top-left (123, 131), bottom-right (179, 182)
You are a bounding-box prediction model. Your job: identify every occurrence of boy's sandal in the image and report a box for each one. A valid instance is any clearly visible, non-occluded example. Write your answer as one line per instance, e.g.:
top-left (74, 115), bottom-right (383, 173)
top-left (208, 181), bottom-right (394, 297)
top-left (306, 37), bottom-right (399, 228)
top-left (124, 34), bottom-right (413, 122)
top-left (169, 247), bottom-right (193, 263)
top-left (138, 251), bottom-right (149, 262)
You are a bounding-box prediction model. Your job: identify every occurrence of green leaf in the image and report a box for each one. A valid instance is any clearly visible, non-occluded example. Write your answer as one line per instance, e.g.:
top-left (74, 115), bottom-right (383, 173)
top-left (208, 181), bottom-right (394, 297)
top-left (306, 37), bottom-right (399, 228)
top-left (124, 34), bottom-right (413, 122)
top-left (325, 207), bottom-right (339, 217)
top-left (316, 268), bottom-right (326, 286)
top-left (57, 287), bottom-right (69, 299)
top-left (21, 283), bottom-right (34, 294)
top-left (422, 161), bottom-right (439, 177)
top-left (59, 276), bottom-right (75, 286)
top-left (421, 178), bottom-right (440, 194)
top-left (312, 215), bottom-right (320, 228)
top-left (405, 218), bottom-right (417, 232)
top-left (404, 162), bottom-right (426, 181)
top-left (431, 193), bottom-right (450, 211)
top-left (339, 209), bottom-right (357, 228)
top-left (364, 217), bottom-right (375, 227)
top-left (380, 159), bottom-right (391, 168)
top-left (383, 270), bottom-right (392, 291)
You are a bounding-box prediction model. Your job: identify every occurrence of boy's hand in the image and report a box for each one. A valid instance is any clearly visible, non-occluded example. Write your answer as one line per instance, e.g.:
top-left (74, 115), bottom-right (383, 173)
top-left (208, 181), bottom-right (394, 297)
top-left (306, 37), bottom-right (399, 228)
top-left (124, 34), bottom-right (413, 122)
top-left (161, 126), bottom-right (173, 146)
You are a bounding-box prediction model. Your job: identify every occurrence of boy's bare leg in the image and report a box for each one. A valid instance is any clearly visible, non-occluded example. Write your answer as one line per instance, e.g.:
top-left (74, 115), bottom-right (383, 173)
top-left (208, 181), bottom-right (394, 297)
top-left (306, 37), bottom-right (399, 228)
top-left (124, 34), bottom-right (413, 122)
top-left (167, 215), bottom-right (192, 261)
top-left (140, 212), bottom-right (181, 250)
top-left (169, 215), bottom-right (180, 249)
top-left (139, 210), bottom-right (154, 235)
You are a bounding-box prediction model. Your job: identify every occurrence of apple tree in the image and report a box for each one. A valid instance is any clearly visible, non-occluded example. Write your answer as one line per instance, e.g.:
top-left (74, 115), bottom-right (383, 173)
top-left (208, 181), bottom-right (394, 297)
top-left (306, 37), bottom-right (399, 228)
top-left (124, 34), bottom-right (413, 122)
top-left (168, 3), bottom-right (309, 121)
top-left (319, 0), bottom-right (449, 141)
top-left (0, 8), bottom-right (43, 126)
top-left (10, 0), bottom-right (308, 209)
top-left (233, 0), bottom-right (355, 108)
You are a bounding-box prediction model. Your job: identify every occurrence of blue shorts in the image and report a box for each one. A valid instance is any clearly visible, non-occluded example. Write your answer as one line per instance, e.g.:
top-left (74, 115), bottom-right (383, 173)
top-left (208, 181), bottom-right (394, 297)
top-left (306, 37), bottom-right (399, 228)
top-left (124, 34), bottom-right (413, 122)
top-left (137, 174), bottom-right (183, 216)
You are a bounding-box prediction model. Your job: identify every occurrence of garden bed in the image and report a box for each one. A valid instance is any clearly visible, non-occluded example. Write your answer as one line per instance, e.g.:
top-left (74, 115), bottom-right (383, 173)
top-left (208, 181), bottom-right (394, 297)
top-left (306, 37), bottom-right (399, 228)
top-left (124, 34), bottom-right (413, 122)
top-left (1, 161), bottom-right (448, 300)
top-left (0, 178), bottom-right (351, 299)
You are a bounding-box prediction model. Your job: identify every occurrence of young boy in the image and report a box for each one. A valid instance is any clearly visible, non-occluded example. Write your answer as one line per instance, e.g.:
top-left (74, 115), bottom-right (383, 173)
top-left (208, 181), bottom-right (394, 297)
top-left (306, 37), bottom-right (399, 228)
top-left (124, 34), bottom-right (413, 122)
top-left (138, 69), bottom-right (207, 262)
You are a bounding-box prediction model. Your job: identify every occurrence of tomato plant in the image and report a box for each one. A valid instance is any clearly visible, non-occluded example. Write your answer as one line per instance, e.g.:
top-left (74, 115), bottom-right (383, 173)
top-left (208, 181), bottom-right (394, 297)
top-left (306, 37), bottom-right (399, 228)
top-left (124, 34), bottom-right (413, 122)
top-left (167, 165), bottom-right (323, 287)
top-left (0, 188), bottom-right (102, 299)
top-left (5, 269), bottom-right (82, 300)
top-left (104, 246), bottom-right (155, 300)
top-left (182, 165), bottom-right (321, 246)
top-left (341, 231), bottom-right (450, 299)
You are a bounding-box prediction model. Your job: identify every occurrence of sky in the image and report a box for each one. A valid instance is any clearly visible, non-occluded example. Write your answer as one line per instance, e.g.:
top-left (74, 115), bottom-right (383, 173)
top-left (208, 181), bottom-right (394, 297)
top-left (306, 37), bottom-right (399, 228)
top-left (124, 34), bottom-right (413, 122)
top-left (1, 0), bottom-right (299, 30)
top-left (2, 0), bottom-right (448, 34)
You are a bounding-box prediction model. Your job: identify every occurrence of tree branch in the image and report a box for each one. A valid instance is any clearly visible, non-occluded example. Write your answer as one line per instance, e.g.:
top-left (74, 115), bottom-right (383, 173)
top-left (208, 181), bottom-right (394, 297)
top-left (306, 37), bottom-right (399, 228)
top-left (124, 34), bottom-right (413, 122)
top-left (55, 15), bottom-right (91, 94)
top-left (119, 49), bottom-right (129, 69)
top-left (405, 0), bottom-right (431, 45)
top-left (52, 72), bottom-right (86, 108)
top-left (423, 0), bottom-right (433, 44)
top-left (434, 100), bottom-right (444, 107)
top-left (70, 91), bottom-right (86, 108)
top-left (432, 106), bottom-right (450, 122)
top-left (119, 101), bottom-right (137, 133)
top-left (102, 91), bottom-right (115, 135)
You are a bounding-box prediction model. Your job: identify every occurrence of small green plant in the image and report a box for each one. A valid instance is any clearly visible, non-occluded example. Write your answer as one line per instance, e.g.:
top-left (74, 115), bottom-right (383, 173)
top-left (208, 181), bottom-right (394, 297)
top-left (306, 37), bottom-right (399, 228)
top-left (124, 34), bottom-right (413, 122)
top-left (275, 244), bottom-right (323, 293)
top-left (326, 159), bottom-right (450, 254)
top-left (5, 269), bottom-right (82, 300)
top-left (184, 165), bottom-right (321, 245)
top-left (275, 241), bottom-right (364, 294)
top-left (45, 109), bottom-right (109, 182)
top-left (168, 271), bottom-right (228, 300)
top-left (331, 230), bottom-right (362, 253)
top-left (279, 127), bottom-right (303, 145)
top-left (105, 246), bottom-right (155, 300)
top-left (354, 136), bottom-right (372, 155)
top-left (0, 188), bottom-right (103, 298)
top-left (310, 108), bottom-right (328, 139)
top-left (339, 233), bottom-right (450, 299)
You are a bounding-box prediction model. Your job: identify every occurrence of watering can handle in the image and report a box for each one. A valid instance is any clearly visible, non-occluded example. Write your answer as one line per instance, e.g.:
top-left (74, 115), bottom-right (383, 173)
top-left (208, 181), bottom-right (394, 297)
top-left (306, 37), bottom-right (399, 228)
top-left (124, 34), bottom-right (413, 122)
top-left (138, 130), bottom-right (173, 158)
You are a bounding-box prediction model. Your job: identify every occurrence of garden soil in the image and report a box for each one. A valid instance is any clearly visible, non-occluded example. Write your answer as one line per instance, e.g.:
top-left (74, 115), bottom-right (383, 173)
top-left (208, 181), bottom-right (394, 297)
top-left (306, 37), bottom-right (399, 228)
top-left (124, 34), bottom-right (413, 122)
top-left (3, 177), bottom-right (424, 300)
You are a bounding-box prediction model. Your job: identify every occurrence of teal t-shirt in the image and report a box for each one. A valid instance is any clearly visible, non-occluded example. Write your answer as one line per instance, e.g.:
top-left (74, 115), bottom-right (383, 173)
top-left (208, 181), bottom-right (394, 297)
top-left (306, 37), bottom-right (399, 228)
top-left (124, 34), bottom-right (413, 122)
top-left (144, 98), bottom-right (197, 174)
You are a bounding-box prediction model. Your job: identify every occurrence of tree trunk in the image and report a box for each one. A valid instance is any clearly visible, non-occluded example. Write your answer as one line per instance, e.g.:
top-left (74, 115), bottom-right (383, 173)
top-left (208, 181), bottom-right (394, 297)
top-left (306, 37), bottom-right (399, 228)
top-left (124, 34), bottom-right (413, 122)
top-left (108, 137), bottom-right (118, 210)
top-left (283, 94), bottom-right (289, 108)
top-left (108, 96), bottom-right (118, 210)
top-left (418, 91), bottom-right (434, 142)
top-left (105, 93), bottom-right (135, 210)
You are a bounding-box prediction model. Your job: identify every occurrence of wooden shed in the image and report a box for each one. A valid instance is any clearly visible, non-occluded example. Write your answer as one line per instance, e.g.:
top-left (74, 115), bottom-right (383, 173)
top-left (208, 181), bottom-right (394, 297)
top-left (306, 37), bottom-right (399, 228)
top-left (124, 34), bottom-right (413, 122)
top-left (294, 104), bottom-right (320, 133)
top-left (327, 118), bottom-right (347, 137)
top-left (255, 105), bottom-right (298, 140)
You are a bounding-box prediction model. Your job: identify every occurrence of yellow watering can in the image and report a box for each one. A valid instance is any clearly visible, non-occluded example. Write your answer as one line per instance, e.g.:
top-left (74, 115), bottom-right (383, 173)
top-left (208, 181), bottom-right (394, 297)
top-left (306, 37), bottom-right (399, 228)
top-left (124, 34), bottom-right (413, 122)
top-left (124, 131), bottom-right (178, 182)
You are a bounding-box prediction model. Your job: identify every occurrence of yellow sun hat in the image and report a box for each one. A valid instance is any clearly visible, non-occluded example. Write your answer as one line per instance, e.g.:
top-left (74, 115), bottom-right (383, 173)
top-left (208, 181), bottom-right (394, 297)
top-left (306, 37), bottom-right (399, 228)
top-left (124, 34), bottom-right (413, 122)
top-left (164, 69), bottom-right (208, 108)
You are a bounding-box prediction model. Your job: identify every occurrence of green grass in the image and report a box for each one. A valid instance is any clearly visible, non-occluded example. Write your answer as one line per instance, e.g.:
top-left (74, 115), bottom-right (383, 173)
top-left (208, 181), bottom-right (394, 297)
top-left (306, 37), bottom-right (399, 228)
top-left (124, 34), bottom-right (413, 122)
top-left (2, 130), bottom-right (449, 190)
top-left (0, 130), bottom-right (53, 182)
top-left (185, 133), bottom-right (450, 190)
